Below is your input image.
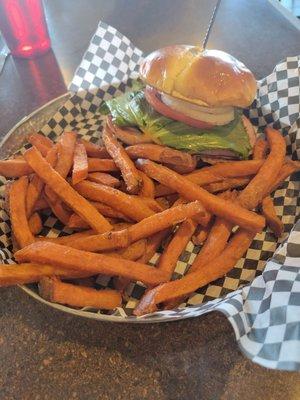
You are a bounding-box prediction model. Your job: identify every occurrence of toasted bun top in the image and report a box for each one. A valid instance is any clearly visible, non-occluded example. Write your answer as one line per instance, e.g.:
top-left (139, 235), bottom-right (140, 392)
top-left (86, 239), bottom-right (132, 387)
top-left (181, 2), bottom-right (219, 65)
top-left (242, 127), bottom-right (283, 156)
top-left (140, 46), bottom-right (257, 108)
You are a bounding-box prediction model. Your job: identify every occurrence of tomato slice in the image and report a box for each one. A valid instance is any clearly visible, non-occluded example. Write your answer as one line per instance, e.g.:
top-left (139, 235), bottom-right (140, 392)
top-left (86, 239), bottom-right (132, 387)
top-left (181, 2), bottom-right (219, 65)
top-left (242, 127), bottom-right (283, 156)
top-left (144, 86), bottom-right (214, 129)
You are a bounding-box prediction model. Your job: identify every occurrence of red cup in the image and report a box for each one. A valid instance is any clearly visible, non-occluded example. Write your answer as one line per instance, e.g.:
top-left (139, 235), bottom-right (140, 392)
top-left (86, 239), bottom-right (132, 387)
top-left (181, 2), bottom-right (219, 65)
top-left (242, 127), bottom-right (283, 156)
top-left (0, 0), bottom-right (51, 58)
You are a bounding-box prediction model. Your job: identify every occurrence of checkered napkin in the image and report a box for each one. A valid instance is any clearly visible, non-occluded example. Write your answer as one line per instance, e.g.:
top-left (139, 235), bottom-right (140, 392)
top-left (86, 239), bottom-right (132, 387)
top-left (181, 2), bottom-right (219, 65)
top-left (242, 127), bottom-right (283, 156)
top-left (0, 21), bottom-right (299, 370)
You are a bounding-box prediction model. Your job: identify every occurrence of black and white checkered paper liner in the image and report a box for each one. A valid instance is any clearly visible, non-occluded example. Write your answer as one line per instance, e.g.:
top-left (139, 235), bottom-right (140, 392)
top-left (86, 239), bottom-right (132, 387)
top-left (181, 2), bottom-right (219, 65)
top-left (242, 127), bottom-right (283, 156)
top-left (1, 21), bottom-right (300, 370)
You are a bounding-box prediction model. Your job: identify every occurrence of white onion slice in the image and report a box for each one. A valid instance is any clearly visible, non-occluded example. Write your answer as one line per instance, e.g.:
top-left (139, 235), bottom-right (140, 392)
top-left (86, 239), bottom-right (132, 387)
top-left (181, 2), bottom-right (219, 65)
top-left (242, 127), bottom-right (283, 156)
top-left (161, 93), bottom-right (235, 125)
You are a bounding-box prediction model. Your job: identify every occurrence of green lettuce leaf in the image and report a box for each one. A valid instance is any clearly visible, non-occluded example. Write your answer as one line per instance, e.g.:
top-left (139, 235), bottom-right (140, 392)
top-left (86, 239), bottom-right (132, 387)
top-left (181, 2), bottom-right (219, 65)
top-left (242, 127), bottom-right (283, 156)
top-left (101, 89), bottom-right (252, 159)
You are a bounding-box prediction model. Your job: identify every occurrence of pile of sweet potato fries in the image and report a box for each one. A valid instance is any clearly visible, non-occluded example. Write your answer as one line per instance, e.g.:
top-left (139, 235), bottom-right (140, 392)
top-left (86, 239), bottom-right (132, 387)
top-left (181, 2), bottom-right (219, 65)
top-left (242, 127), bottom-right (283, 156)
top-left (0, 120), bottom-right (299, 315)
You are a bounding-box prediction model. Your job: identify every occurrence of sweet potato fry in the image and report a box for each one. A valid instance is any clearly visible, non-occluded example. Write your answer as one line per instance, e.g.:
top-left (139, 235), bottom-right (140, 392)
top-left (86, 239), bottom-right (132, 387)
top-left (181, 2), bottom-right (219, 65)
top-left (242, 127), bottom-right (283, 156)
top-left (138, 171), bottom-right (155, 198)
top-left (112, 222), bottom-right (133, 230)
top-left (36, 230), bottom-right (95, 244)
top-left (114, 127), bottom-right (153, 145)
top-left (27, 173), bottom-right (47, 217)
top-left (55, 131), bottom-right (77, 178)
top-left (111, 239), bottom-right (147, 292)
top-left (26, 171), bottom-right (44, 213)
top-left (184, 192), bottom-right (237, 274)
top-left (268, 160), bottom-right (300, 194)
top-left (87, 172), bottom-right (120, 188)
top-left (68, 204), bottom-right (131, 229)
top-left (90, 201), bottom-right (131, 221)
top-left (182, 159), bottom-right (265, 181)
top-left (140, 197), bottom-right (164, 213)
top-left (87, 158), bottom-right (118, 172)
top-left (155, 197), bottom-right (170, 210)
top-left (134, 228), bottom-right (255, 315)
top-left (111, 229), bottom-right (168, 292)
top-left (126, 144), bottom-right (196, 174)
top-left (238, 128), bottom-right (286, 209)
top-left (28, 133), bottom-right (53, 156)
top-left (72, 142), bottom-right (88, 185)
top-left (79, 139), bottom-right (110, 158)
top-left (111, 234), bottom-right (150, 293)
top-left (154, 159), bottom-right (264, 197)
top-left (24, 147), bottom-right (112, 233)
top-left (103, 124), bottom-right (142, 194)
top-left (67, 201), bottom-right (205, 252)
top-left (45, 132), bottom-right (77, 203)
top-left (0, 263), bottom-right (93, 287)
top-left (116, 201), bottom-right (202, 245)
top-left (202, 177), bottom-right (251, 193)
top-left (189, 218), bottom-right (232, 274)
top-left (0, 159), bottom-right (33, 177)
top-left (165, 163), bottom-right (196, 175)
top-left (28, 212), bottom-right (42, 235)
top-left (253, 138), bottom-right (284, 237)
top-left (172, 197), bottom-right (209, 225)
top-left (138, 229), bottom-right (170, 263)
top-left (192, 224), bottom-right (211, 245)
top-left (73, 180), bottom-right (154, 222)
top-left (157, 219), bottom-right (197, 280)
top-left (33, 197), bottom-right (49, 212)
top-left (253, 138), bottom-right (268, 160)
top-left (67, 213), bottom-right (92, 229)
top-left (137, 159), bottom-right (265, 233)
top-left (26, 144), bottom-right (58, 217)
top-left (261, 196), bottom-right (284, 237)
top-left (165, 216), bottom-right (230, 311)
top-left (15, 242), bottom-right (169, 286)
top-left (184, 192), bottom-right (237, 275)
top-left (106, 239), bottom-right (146, 261)
top-left (108, 117), bottom-right (153, 145)
top-left (39, 277), bottom-right (121, 310)
top-left (9, 176), bottom-right (35, 248)
top-left (46, 197), bottom-right (72, 226)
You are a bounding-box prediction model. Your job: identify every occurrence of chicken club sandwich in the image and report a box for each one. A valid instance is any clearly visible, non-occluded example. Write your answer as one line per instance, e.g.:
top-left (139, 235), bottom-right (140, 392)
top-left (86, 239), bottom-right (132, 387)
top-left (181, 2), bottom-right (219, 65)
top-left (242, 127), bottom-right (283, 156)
top-left (101, 45), bottom-right (257, 163)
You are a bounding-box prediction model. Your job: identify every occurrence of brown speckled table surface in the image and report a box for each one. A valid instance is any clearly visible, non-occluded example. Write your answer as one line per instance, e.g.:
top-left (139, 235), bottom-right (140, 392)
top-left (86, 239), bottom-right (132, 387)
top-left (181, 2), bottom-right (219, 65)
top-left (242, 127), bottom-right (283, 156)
top-left (1, 1), bottom-right (300, 399)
